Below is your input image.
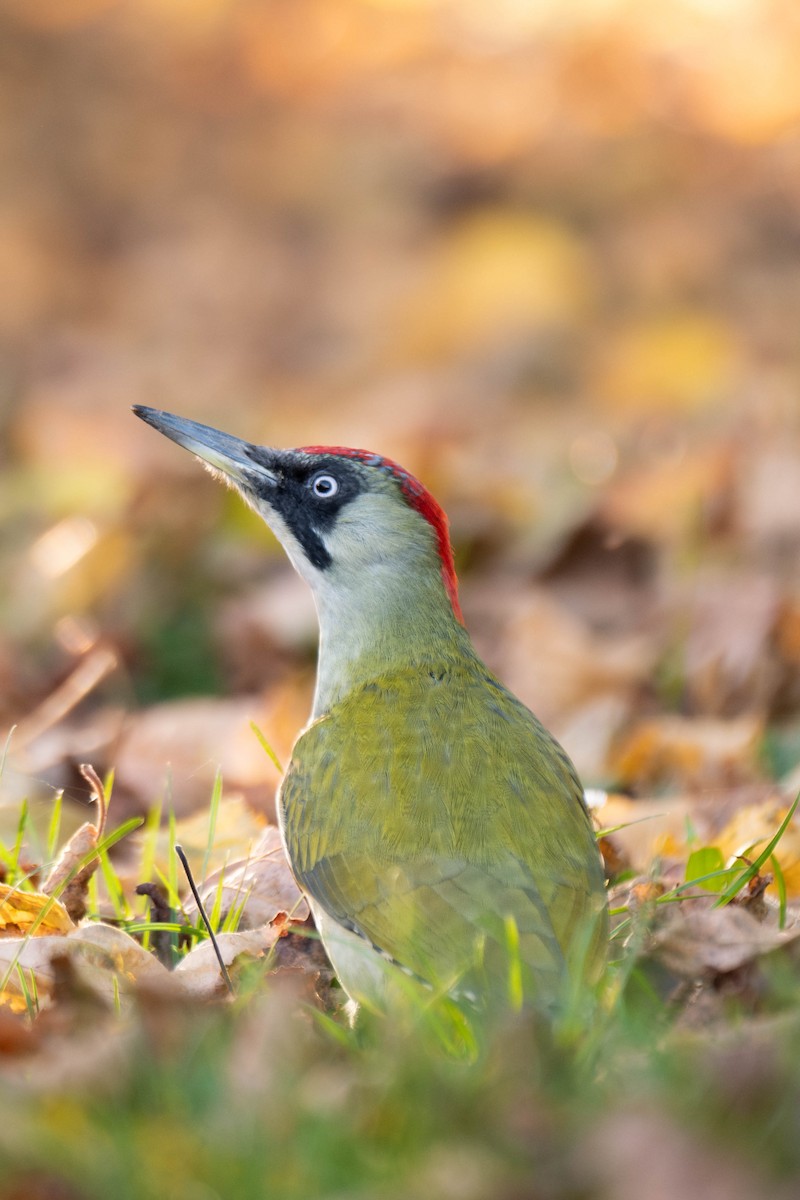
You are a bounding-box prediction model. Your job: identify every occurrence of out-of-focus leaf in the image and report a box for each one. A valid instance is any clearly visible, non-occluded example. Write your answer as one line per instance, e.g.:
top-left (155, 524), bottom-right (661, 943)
top-left (0, 924), bottom-right (168, 1013)
top-left (737, 443), bottom-right (800, 550)
top-left (716, 801), bottom-right (800, 899)
top-left (482, 587), bottom-right (653, 778)
top-left (114, 697), bottom-right (289, 820)
top-left (610, 715), bottom-right (763, 791)
top-left (185, 824), bottom-right (309, 931)
top-left (0, 887), bottom-right (74, 939)
top-left (683, 573), bottom-right (780, 717)
top-left (602, 445), bottom-right (735, 544)
top-left (684, 846), bottom-right (730, 894)
top-left (593, 793), bottom-right (697, 873)
top-left (396, 210), bottom-right (593, 361)
top-left (650, 903), bottom-right (795, 977)
top-left (595, 312), bottom-right (737, 415)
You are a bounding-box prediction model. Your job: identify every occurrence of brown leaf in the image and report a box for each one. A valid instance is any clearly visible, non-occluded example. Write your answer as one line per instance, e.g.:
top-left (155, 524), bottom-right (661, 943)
top-left (173, 928), bottom-right (281, 1000)
top-left (683, 572), bottom-right (781, 716)
top-left (41, 763), bottom-right (106, 922)
top-left (610, 714), bottom-right (763, 791)
top-left (114, 696), bottom-right (286, 819)
top-left (650, 903), bottom-right (794, 977)
top-left (0, 924), bottom-right (170, 1014)
top-left (186, 824), bottom-right (308, 931)
top-left (602, 443), bottom-right (735, 545)
top-left (482, 586), bottom-right (653, 779)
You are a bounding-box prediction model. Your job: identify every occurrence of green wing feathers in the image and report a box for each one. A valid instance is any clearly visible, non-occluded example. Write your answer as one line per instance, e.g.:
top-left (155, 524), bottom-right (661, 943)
top-left (280, 662), bottom-right (608, 1008)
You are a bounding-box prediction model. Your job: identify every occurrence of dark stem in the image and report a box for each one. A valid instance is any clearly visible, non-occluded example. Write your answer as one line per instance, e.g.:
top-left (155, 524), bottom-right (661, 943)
top-left (175, 843), bottom-right (235, 997)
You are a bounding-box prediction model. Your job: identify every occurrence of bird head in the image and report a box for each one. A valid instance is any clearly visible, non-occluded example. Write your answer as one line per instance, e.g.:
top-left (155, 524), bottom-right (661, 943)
top-left (133, 406), bottom-right (463, 624)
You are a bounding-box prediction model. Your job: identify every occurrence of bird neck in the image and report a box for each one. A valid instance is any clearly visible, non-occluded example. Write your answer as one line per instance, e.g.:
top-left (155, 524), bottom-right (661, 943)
top-left (309, 563), bottom-right (472, 717)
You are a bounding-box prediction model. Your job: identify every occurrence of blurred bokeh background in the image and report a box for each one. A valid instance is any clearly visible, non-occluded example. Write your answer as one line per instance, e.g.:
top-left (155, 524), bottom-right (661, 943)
top-left (3, 0), bottom-right (800, 832)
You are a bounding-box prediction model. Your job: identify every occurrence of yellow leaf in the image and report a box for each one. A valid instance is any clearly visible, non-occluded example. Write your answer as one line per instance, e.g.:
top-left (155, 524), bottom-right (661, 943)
top-left (0, 989), bottom-right (31, 1014)
top-left (716, 803), bottom-right (800, 899)
top-left (596, 312), bottom-right (737, 414)
top-left (397, 210), bottom-right (592, 360)
top-left (0, 885), bottom-right (75, 938)
top-left (593, 793), bottom-right (696, 874)
top-left (610, 715), bottom-right (762, 790)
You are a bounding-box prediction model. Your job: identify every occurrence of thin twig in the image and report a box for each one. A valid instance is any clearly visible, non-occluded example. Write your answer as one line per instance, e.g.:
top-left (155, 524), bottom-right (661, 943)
top-left (175, 843), bottom-right (235, 997)
top-left (79, 762), bottom-right (108, 836)
top-left (14, 646), bottom-right (118, 752)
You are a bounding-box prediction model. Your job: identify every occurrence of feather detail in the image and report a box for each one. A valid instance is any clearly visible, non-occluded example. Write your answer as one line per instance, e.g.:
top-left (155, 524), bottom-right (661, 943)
top-left (279, 658), bottom-right (607, 1011)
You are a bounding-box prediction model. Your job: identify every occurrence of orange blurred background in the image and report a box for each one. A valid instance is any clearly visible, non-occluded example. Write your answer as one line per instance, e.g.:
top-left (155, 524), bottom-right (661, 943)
top-left (3, 0), bottom-right (800, 824)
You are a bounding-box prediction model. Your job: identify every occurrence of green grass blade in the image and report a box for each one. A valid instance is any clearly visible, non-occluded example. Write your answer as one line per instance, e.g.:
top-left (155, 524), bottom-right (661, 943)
top-left (222, 890), bottom-right (248, 934)
top-left (250, 722), bottom-right (283, 774)
top-left (0, 817), bottom-right (143, 994)
top-left (12, 799), bottom-right (29, 873)
top-left (771, 853), bottom-right (788, 929)
top-left (152, 865), bottom-right (183, 912)
top-left (139, 796), bottom-right (162, 890)
top-left (167, 804), bottom-right (178, 906)
top-left (103, 767), bottom-right (115, 806)
top-left (46, 791), bottom-right (64, 864)
top-left (99, 848), bottom-right (130, 921)
top-left (594, 813), bottom-right (662, 838)
top-left (714, 792), bottom-right (800, 908)
top-left (202, 768), bottom-right (223, 885)
top-left (86, 868), bottom-right (99, 919)
top-left (208, 869), bottom-right (226, 933)
top-left (503, 914), bottom-right (523, 1012)
top-left (16, 963), bottom-right (37, 1021)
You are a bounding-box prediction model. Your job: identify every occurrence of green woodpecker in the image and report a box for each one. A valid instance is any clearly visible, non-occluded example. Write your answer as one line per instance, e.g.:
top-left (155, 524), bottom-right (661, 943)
top-left (134, 406), bottom-right (608, 1013)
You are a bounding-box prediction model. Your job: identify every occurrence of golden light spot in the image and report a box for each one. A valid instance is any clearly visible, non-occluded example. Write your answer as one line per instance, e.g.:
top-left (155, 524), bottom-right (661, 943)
top-left (30, 518), bottom-right (98, 579)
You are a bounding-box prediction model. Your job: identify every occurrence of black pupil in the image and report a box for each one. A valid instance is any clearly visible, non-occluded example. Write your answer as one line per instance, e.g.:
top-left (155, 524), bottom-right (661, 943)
top-left (315, 476), bottom-right (334, 495)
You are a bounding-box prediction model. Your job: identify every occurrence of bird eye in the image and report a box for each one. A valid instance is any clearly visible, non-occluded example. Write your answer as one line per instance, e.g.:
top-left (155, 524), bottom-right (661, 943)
top-left (311, 472), bottom-right (339, 499)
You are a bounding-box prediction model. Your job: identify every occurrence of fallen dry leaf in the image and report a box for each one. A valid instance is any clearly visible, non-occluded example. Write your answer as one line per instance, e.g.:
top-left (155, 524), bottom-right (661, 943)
top-left (480, 585), bottom-right (653, 778)
top-left (174, 927), bottom-right (281, 999)
top-left (683, 572), bottom-right (781, 716)
top-left (593, 792), bottom-right (698, 872)
top-left (114, 696), bottom-right (286, 819)
top-left (610, 714), bottom-right (763, 791)
top-left (601, 443), bottom-right (735, 545)
top-left (650, 903), bottom-right (795, 977)
top-left (0, 886), bottom-right (75, 939)
top-left (186, 824), bottom-right (308, 931)
top-left (0, 924), bottom-right (169, 1013)
top-left (41, 763), bottom-right (107, 922)
top-left (716, 801), bottom-right (800, 898)
top-left (737, 441), bottom-right (800, 551)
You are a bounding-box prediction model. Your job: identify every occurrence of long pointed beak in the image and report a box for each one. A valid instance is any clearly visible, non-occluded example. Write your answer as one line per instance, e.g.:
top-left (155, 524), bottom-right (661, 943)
top-left (133, 406), bottom-right (278, 488)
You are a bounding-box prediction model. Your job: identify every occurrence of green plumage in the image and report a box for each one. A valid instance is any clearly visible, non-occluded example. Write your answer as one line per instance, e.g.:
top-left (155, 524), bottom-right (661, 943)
top-left (132, 406), bottom-right (609, 1016)
top-left (280, 653), bottom-right (608, 1011)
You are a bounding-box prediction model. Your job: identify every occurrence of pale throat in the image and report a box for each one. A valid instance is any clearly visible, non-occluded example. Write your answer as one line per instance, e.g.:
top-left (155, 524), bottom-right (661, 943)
top-left (308, 560), bottom-right (468, 717)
